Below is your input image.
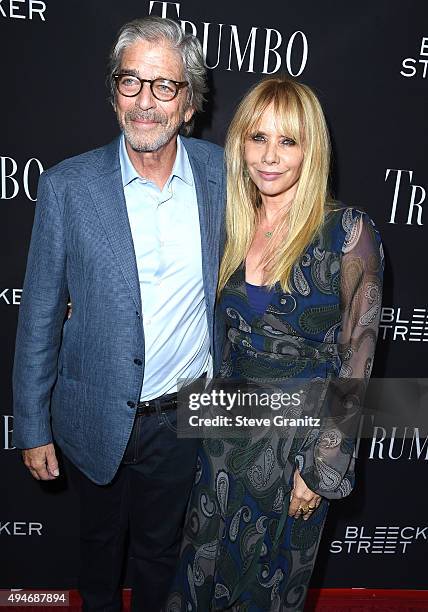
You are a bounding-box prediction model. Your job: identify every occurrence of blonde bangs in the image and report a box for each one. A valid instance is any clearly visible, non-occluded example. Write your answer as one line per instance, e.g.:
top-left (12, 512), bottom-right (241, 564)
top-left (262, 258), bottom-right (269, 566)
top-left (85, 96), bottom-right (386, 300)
top-left (243, 82), bottom-right (304, 147)
top-left (273, 86), bottom-right (304, 147)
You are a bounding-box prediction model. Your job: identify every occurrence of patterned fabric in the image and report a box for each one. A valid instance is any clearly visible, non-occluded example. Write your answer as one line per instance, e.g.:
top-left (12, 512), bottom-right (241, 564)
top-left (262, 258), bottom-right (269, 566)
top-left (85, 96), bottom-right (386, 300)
top-left (166, 208), bottom-right (384, 611)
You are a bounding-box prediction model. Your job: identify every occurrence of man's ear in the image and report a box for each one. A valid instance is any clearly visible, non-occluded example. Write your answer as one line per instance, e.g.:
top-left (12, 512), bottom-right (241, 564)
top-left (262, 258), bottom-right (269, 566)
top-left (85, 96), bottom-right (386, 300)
top-left (184, 105), bottom-right (195, 124)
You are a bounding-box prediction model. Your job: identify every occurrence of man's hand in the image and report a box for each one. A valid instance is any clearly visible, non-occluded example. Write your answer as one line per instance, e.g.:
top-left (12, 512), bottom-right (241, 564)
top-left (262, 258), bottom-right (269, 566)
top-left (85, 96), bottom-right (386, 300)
top-left (288, 468), bottom-right (322, 520)
top-left (22, 443), bottom-right (60, 481)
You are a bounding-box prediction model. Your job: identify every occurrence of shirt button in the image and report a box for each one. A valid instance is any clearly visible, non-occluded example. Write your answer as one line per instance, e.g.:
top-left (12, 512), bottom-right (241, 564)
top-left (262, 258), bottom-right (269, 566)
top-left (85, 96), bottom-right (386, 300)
top-left (127, 401), bottom-right (135, 408)
top-left (134, 358), bottom-right (143, 366)
top-left (136, 311), bottom-right (140, 318)
top-left (160, 240), bottom-right (165, 247)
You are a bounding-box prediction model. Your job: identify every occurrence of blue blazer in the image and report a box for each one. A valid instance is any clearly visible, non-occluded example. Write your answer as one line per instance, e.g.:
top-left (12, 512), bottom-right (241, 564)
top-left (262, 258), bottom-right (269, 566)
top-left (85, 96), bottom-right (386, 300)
top-left (12, 136), bottom-right (226, 484)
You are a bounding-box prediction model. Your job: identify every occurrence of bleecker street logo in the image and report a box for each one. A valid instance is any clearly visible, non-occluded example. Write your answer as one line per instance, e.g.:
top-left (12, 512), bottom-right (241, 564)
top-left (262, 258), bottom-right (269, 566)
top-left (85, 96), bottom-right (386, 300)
top-left (379, 307), bottom-right (428, 342)
top-left (401, 37), bottom-right (428, 79)
top-left (0, 522), bottom-right (43, 535)
top-left (0, 289), bottom-right (22, 305)
top-left (331, 526), bottom-right (428, 554)
top-left (148, 2), bottom-right (308, 76)
top-left (0, 1), bottom-right (46, 21)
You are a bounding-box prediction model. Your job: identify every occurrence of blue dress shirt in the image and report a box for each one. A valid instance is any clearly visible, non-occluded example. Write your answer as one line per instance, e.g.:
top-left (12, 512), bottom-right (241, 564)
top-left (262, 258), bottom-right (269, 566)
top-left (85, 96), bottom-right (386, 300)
top-left (119, 135), bottom-right (210, 400)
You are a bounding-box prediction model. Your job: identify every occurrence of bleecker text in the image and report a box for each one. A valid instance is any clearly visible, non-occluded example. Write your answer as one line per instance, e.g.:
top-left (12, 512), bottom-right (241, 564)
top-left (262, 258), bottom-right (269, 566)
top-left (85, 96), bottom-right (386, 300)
top-left (0, 522), bottom-right (43, 535)
top-left (0, 0), bottom-right (46, 20)
top-left (401, 37), bottom-right (428, 78)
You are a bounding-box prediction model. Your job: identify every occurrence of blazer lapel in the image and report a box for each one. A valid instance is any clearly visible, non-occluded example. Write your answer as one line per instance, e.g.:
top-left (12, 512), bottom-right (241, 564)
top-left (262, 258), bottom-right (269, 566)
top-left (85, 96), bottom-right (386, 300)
top-left (86, 138), bottom-right (141, 311)
top-left (184, 143), bottom-right (219, 324)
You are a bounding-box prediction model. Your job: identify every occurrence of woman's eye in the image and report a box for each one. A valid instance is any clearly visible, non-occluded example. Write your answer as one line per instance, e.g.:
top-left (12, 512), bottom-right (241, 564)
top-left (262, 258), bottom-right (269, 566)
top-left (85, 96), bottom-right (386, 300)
top-left (251, 133), bottom-right (265, 142)
top-left (281, 137), bottom-right (296, 146)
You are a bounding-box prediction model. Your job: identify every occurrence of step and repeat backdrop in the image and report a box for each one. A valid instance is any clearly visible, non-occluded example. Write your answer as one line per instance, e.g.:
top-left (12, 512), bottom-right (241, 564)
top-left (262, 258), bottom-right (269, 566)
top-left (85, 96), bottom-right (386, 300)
top-left (1, 0), bottom-right (428, 592)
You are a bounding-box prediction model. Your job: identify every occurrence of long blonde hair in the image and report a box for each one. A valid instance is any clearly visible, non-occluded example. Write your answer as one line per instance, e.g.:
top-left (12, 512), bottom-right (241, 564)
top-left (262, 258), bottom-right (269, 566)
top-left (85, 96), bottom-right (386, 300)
top-left (218, 76), bottom-right (332, 294)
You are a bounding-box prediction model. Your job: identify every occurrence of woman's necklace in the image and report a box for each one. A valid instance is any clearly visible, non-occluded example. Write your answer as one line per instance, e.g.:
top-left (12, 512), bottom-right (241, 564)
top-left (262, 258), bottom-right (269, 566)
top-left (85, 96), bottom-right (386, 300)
top-left (261, 216), bottom-right (279, 239)
top-left (261, 202), bottom-right (291, 239)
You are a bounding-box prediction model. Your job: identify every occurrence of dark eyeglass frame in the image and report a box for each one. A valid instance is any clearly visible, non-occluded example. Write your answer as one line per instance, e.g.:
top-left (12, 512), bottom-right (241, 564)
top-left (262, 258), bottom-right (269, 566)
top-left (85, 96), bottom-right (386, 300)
top-left (113, 74), bottom-right (189, 101)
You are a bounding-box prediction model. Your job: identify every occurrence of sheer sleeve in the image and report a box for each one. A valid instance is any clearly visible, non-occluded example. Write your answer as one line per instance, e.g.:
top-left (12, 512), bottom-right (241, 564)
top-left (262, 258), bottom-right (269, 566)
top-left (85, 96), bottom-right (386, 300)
top-left (295, 210), bottom-right (384, 499)
top-left (338, 210), bottom-right (384, 380)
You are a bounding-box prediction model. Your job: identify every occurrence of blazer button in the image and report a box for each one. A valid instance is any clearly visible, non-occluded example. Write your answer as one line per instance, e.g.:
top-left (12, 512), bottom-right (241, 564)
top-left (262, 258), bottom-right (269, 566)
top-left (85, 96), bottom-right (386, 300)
top-left (134, 358), bottom-right (143, 366)
top-left (127, 401), bottom-right (135, 408)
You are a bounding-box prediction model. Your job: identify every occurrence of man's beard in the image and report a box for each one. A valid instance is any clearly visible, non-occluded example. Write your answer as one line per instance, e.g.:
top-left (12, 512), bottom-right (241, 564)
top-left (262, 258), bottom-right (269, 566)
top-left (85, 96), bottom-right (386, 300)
top-left (119, 108), bottom-right (184, 153)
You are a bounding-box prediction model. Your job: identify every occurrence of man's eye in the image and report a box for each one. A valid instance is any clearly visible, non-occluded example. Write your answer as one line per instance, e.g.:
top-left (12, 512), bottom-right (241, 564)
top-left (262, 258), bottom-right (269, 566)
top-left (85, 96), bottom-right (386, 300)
top-left (155, 82), bottom-right (175, 93)
top-left (121, 77), bottom-right (138, 86)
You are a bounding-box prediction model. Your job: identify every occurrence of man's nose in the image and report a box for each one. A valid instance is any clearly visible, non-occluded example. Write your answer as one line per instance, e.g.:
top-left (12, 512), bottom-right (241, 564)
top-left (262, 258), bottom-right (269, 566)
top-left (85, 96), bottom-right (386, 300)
top-left (136, 82), bottom-right (156, 110)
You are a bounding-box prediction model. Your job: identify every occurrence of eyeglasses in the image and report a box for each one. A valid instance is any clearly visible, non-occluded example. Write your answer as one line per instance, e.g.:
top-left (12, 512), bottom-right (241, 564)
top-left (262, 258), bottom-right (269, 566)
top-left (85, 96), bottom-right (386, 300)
top-left (113, 74), bottom-right (189, 101)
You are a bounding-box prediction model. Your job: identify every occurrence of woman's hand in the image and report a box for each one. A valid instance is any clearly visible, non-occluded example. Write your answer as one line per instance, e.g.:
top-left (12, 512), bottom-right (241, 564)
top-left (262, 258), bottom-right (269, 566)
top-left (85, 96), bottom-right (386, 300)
top-left (288, 468), bottom-right (322, 520)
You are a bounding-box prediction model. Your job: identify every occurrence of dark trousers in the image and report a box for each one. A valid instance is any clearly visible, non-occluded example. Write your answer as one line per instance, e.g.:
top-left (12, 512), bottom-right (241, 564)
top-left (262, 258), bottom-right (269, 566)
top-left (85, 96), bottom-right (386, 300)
top-left (62, 405), bottom-right (199, 612)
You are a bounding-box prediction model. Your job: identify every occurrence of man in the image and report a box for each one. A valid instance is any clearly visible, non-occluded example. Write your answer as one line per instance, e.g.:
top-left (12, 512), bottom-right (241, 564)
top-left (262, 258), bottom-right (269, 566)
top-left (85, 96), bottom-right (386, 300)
top-left (13, 16), bottom-right (225, 612)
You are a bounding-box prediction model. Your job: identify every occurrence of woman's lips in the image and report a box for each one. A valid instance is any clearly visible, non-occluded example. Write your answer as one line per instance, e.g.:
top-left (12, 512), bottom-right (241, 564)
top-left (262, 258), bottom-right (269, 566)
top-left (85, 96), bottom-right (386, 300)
top-left (257, 170), bottom-right (283, 181)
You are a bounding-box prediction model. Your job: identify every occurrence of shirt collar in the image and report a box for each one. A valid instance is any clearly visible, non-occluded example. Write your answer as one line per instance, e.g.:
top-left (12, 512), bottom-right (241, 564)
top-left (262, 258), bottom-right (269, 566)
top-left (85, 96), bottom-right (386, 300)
top-left (171, 135), bottom-right (194, 186)
top-left (119, 134), bottom-right (140, 187)
top-left (119, 134), bottom-right (194, 188)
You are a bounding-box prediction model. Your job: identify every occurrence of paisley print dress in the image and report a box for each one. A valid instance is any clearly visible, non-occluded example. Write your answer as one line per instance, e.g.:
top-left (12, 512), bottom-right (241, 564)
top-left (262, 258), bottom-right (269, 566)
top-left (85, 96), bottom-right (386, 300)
top-left (165, 208), bottom-right (384, 612)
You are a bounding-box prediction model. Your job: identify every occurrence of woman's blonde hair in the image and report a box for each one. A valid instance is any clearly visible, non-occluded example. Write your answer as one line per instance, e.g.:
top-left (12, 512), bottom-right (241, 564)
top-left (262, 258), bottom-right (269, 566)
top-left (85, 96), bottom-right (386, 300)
top-left (218, 76), bottom-right (332, 294)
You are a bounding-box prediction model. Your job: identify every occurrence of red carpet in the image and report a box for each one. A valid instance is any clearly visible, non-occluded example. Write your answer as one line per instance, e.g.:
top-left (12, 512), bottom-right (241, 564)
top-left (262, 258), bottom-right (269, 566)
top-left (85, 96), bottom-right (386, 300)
top-left (305, 589), bottom-right (428, 611)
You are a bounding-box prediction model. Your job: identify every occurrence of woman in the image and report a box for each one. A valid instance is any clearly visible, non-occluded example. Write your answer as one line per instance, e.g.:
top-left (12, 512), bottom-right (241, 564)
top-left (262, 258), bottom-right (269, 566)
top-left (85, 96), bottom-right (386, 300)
top-left (166, 77), bottom-right (383, 611)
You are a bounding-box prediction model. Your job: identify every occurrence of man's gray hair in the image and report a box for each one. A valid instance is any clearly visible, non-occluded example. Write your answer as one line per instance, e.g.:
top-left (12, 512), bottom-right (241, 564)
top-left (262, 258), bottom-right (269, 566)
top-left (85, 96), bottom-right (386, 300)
top-left (108, 16), bottom-right (207, 135)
